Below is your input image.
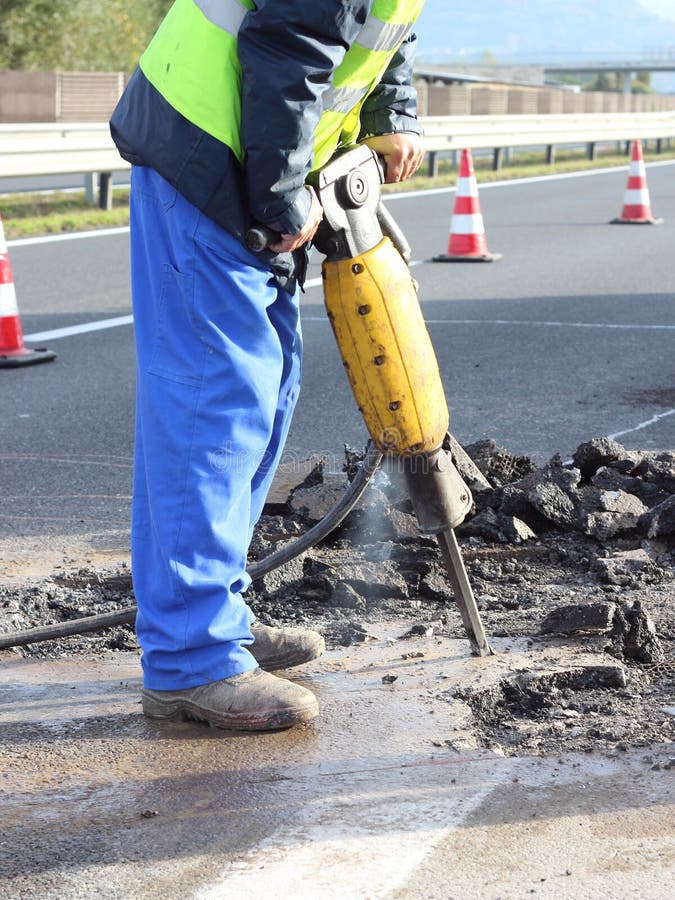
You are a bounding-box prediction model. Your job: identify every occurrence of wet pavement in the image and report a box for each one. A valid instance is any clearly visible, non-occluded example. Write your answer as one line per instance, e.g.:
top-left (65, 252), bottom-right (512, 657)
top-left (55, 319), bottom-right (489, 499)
top-left (1, 625), bottom-right (673, 899)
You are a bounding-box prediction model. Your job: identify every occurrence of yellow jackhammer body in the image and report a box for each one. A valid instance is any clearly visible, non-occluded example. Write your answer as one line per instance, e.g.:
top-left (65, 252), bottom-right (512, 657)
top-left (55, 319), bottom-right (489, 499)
top-left (250, 145), bottom-right (492, 657)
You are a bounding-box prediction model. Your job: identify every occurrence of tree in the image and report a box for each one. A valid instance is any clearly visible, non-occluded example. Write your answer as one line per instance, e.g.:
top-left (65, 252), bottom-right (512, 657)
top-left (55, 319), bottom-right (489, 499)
top-left (632, 71), bottom-right (654, 94)
top-left (583, 72), bottom-right (621, 92)
top-left (582, 69), bottom-right (655, 94)
top-left (0, 0), bottom-right (172, 71)
top-left (479, 49), bottom-right (499, 65)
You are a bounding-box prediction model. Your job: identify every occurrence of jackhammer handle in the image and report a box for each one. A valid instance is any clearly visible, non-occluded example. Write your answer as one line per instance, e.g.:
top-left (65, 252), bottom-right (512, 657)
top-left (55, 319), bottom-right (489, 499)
top-left (245, 225), bottom-right (281, 253)
top-left (376, 200), bottom-right (412, 263)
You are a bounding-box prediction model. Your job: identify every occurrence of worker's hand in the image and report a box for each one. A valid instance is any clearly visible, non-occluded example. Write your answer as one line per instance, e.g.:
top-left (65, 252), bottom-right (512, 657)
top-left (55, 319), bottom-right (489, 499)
top-left (268, 186), bottom-right (323, 253)
top-left (361, 132), bottom-right (425, 183)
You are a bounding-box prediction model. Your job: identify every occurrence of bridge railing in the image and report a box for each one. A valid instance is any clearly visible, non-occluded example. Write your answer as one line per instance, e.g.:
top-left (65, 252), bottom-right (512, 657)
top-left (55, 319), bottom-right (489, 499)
top-left (1, 113), bottom-right (674, 207)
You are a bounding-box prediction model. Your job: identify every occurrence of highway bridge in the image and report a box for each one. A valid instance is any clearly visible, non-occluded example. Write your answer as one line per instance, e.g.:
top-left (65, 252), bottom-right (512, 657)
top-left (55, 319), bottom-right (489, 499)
top-left (416, 51), bottom-right (675, 92)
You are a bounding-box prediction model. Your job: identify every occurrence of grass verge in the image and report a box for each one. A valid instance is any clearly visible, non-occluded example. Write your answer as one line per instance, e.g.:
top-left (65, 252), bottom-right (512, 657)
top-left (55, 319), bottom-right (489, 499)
top-left (1, 146), bottom-right (673, 240)
top-left (1, 189), bottom-right (132, 239)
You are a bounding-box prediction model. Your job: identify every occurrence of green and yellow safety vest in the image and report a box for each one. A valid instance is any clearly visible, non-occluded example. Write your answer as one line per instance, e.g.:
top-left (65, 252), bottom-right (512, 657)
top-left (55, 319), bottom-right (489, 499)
top-left (140, 0), bottom-right (425, 171)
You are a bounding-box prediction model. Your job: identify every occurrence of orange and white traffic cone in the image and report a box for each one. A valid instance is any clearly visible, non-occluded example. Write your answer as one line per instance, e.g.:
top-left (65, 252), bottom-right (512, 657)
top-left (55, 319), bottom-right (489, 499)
top-left (0, 213), bottom-right (56, 368)
top-left (433, 148), bottom-right (501, 262)
top-left (610, 140), bottom-right (663, 225)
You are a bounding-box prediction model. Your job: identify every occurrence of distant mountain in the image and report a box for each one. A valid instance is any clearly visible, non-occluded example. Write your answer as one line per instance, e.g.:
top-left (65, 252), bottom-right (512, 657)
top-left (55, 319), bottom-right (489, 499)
top-left (414, 0), bottom-right (675, 60)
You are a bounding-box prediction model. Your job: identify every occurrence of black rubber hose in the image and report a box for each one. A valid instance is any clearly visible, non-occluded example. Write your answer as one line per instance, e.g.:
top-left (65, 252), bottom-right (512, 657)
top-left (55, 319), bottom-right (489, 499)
top-left (0, 443), bottom-right (383, 650)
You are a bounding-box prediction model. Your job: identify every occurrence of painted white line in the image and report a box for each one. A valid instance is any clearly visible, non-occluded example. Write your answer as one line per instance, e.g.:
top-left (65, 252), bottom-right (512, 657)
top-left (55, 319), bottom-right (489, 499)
top-left (198, 771), bottom-right (495, 900)
top-left (423, 318), bottom-right (675, 331)
top-left (382, 158), bottom-right (675, 201)
top-left (563, 406), bottom-right (675, 464)
top-left (608, 408), bottom-right (675, 441)
top-left (21, 262), bottom-right (416, 340)
top-left (301, 315), bottom-right (675, 331)
top-left (0, 453), bottom-right (132, 468)
top-left (24, 314), bottom-right (133, 342)
top-left (7, 226), bottom-right (129, 248)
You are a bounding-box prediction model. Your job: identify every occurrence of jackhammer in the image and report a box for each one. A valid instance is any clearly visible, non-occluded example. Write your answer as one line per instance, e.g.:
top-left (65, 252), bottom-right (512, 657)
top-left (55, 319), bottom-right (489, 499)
top-left (0, 146), bottom-right (492, 658)
top-left (310, 145), bottom-right (492, 656)
top-left (249, 144), bottom-right (491, 655)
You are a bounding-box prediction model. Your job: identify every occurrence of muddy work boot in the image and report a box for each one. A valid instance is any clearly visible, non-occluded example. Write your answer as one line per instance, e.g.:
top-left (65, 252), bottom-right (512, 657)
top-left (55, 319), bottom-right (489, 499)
top-left (142, 669), bottom-right (319, 731)
top-left (249, 623), bottom-right (326, 671)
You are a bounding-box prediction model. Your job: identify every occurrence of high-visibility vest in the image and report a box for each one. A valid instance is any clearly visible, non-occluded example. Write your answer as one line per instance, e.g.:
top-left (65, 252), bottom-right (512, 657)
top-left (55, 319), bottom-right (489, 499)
top-left (140, 0), bottom-right (425, 171)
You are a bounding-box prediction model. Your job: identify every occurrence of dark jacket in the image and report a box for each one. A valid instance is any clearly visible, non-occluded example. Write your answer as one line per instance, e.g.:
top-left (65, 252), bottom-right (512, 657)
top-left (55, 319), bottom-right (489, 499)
top-left (110, 0), bottom-right (421, 284)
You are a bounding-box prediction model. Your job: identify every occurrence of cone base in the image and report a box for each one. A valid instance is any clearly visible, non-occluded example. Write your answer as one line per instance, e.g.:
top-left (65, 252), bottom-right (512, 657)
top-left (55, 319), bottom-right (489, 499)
top-left (433, 252), bottom-right (502, 263)
top-left (0, 347), bottom-right (57, 368)
top-left (609, 216), bottom-right (663, 225)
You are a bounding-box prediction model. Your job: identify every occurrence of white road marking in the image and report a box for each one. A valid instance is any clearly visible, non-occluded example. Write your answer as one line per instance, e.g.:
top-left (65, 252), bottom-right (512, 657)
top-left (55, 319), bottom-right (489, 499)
top-left (382, 158), bottom-right (675, 201)
top-left (24, 314), bottom-right (133, 341)
top-left (197, 772), bottom-right (495, 900)
top-left (300, 315), bottom-right (675, 331)
top-left (421, 318), bottom-right (675, 331)
top-left (608, 408), bottom-right (675, 440)
top-left (562, 407), bottom-right (675, 464)
top-left (6, 226), bottom-right (130, 248)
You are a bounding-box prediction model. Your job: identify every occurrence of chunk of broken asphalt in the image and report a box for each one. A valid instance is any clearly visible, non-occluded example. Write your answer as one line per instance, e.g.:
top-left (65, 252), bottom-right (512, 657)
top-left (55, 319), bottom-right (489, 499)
top-left (540, 602), bottom-right (616, 635)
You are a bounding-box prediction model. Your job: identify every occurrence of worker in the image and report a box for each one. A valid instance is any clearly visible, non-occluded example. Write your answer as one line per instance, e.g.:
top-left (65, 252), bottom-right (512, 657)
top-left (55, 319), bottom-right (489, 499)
top-left (110, 0), bottom-right (427, 731)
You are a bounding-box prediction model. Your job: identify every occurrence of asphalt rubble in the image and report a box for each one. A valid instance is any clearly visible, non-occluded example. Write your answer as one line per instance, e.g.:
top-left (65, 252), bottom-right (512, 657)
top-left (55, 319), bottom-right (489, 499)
top-left (1, 436), bottom-right (673, 759)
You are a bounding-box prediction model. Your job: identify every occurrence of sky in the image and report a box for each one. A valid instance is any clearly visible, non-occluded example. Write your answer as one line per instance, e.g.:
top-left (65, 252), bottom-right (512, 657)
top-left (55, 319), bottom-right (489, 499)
top-left (640, 0), bottom-right (675, 19)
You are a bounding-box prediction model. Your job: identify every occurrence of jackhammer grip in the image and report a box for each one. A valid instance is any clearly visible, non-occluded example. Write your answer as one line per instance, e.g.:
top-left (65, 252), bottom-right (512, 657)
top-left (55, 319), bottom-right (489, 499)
top-left (245, 225), bottom-right (281, 253)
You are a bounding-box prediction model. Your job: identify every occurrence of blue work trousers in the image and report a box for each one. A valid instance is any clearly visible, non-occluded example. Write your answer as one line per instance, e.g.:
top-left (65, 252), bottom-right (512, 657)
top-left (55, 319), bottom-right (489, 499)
top-left (129, 166), bottom-right (302, 690)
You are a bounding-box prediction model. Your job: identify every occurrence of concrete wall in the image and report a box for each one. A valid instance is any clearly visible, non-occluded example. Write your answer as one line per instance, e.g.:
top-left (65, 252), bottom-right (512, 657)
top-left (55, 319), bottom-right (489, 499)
top-left (56, 72), bottom-right (126, 121)
top-left (0, 71), bottom-right (125, 123)
top-left (426, 84), bottom-right (471, 115)
top-left (1, 70), bottom-right (674, 123)
top-left (470, 87), bottom-right (509, 115)
top-left (582, 92), bottom-right (605, 113)
top-left (562, 91), bottom-right (584, 113)
top-left (417, 80), bottom-right (675, 116)
top-left (507, 88), bottom-right (539, 114)
top-left (0, 71), bottom-right (57, 122)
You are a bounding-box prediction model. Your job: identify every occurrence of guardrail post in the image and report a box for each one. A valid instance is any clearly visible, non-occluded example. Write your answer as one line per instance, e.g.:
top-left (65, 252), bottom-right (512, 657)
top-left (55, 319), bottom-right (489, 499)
top-left (427, 150), bottom-right (439, 177)
top-left (84, 173), bottom-right (96, 204)
top-left (492, 147), bottom-right (503, 171)
top-left (656, 138), bottom-right (663, 154)
top-left (99, 172), bottom-right (113, 210)
top-left (587, 142), bottom-right (597, 161)
top-left (546, 144), bottom-right (556, 165)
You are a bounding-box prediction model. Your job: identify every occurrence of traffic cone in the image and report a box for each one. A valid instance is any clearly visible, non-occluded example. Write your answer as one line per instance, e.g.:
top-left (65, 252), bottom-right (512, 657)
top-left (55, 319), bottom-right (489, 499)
top-left (0, 213), bottom-right (56, 368)
top-left (610, 140), bottom-right (663, 225)
top-left (433, 148), bottom-right (501, 262)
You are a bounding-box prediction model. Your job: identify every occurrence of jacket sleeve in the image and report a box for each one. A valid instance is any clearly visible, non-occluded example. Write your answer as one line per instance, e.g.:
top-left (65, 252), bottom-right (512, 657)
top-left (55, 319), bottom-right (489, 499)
top-left (238, 0), bottom-right (374, 235)
top-left (358, 32), bottom-right (422, 140)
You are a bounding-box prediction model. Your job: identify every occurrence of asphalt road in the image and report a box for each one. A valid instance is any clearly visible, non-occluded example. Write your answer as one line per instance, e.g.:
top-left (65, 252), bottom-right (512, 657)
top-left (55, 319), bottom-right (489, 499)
top-left (1, 162), bottom-right (674, 544)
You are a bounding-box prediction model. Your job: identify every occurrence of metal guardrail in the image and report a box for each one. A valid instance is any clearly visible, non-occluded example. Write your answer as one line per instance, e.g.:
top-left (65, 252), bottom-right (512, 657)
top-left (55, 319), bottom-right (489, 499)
top-left (0, 123), bottom-right (125, 207)
top-left (1, 113), bottom-right (674, 206)
top-left (421, 112), bottom-right (675, 173)
top-left (421, 112), bottom-right (675, 149)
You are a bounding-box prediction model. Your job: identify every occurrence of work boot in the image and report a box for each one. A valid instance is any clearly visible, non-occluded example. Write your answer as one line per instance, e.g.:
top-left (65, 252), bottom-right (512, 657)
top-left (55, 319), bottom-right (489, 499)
top-left (142, 669), bottom-right (319, 731)
top-left (249, 623), bottom-right (326, 671)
